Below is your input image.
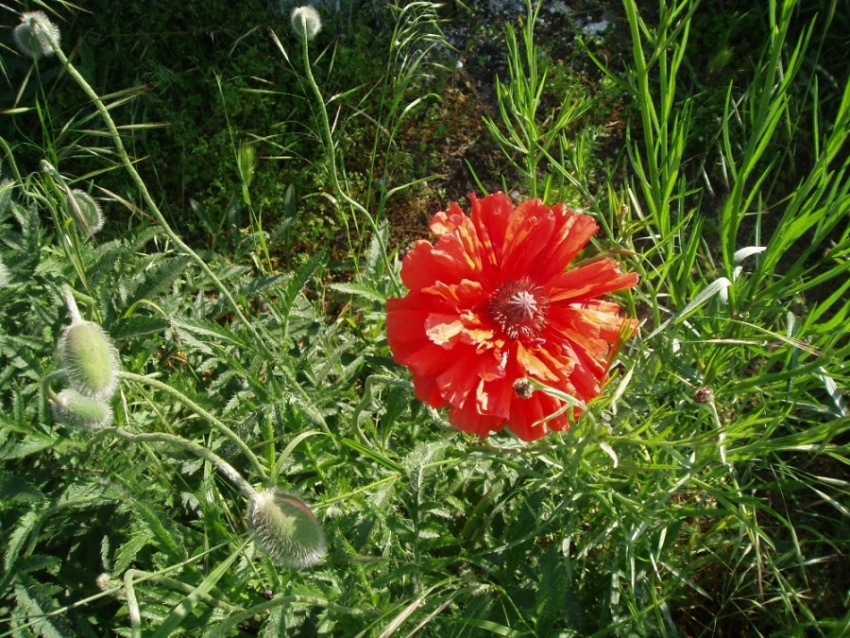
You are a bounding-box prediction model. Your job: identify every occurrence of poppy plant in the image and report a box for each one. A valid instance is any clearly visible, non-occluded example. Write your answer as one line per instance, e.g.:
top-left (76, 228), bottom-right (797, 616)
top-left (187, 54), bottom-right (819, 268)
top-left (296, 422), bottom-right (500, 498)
top-left (386, 192), bottom-right (639, 441)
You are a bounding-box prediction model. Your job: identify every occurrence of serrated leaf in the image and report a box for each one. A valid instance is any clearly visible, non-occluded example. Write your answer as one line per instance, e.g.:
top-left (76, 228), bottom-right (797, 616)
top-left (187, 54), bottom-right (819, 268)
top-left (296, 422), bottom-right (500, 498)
top-left (170, 317), bottom-right (249, 349)
top-left (112, 315), bottom-right (171, 341)
top-left (87, 239), bottom-right (126, 286)
top-left (122, 256), bottom-right (189, 310)
top-left (14, 575), bottom-right (75, 638)
top-left (128, 225), bottom-right (162, 251)
top-left (328, 282), bottom-right (387, 304)
top-left (9, 202), bottom-right (41, 274)
top-left (112, 531), bottom-right (155, 575)
top-left (240, 273), bottom-right (288, 299)
top-left (5, 509), bottom-right (41, 573)
top-left (281, 253), bottom-right (326, 333)
top-left (0, 474), bottom-right (44, 503)
top-left (364, 220), bottom-right (390, 281)
top-left (0, 432), bottom-right (57, 460)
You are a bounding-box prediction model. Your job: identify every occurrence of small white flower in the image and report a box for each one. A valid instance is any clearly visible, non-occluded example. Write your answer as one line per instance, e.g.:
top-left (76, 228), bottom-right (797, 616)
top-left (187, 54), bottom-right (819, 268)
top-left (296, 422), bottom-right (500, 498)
top-left (291, 6), bottom-right (322, 41)
top-left (14, 11), bottom-right (61, 60)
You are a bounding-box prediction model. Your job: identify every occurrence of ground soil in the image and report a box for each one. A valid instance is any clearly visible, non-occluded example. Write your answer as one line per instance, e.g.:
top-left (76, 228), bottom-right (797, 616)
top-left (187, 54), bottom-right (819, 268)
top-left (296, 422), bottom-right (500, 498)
top-left (380, 0), bottom-right (631, 252)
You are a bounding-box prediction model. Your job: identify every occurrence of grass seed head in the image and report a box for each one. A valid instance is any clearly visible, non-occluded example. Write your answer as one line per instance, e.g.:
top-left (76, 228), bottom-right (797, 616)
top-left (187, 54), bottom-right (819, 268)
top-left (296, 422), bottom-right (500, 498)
top-left (291, 6), bottom-right (322, 41)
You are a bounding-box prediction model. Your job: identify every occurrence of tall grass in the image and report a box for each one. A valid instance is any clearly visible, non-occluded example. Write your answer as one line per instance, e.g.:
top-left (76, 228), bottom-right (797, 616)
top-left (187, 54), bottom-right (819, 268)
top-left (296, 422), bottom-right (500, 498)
top-left (0, 0), bottom-right (847, 635)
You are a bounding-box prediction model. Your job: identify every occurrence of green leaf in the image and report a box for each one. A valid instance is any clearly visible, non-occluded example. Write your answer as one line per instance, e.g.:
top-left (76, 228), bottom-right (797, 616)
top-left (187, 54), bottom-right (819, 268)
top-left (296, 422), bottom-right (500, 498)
top-left (121, 256), bottom-right (189, 311)
top-left (150, 543), bottom-right (244, 638)
top-left (328, 282), bottom-right (386, 304)
top-left (13, 575), bottom-right (75, 638)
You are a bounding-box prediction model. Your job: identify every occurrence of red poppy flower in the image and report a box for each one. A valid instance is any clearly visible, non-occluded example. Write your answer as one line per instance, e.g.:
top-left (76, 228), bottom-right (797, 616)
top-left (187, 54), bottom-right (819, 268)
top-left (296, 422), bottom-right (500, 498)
top-left (386, 192), bottom-right (639, 441)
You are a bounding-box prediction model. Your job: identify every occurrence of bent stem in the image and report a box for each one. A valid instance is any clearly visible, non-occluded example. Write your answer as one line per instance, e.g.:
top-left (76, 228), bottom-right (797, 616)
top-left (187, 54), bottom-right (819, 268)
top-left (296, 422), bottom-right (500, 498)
top-left (118, 370), bottom-right (267, 482)
top-left (43, 32), bottom-right (276, 360)
top-left (107, 426), bottom-right (257, 500)
top-left (295, 31), bottom-right (401, 295)
top-left (41, 369), bottom-right (67, 404)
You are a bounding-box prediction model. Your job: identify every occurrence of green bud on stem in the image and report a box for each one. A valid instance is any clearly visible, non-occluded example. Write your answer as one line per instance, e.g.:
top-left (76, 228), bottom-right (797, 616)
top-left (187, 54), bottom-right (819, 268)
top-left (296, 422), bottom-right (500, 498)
top-left (14, 11), bottom-right (61, 60)
top-left (52, 389), bottom-right (113, 430)
top-left (58, 319), bottom-right (120, 400)
top-left (64, 189), bottom-right (104, 237)
top-left (249, 489), bottom-right (327, 569)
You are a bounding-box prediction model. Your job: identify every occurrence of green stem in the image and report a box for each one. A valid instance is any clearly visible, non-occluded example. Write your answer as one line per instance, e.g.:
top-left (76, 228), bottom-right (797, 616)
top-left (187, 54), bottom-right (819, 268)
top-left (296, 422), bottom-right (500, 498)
top-left (41, 370), bottom-right (67, 404)
top-left (61, 283), bottom-right (82, 324)
top-left (45, 33), bottom-right (276, 359)
top-left (123, 570), bottom-right (142, 638)
top-left (298, 34), bottom-right (400, 295)
top-left (118, 370), bottom-right (267, 482)
top-left (260, 412), bottom-right (276, 478)
top-left (0, 136), bottom-right (23, 184)
top-left (108, 427), bottom-right (257, 500)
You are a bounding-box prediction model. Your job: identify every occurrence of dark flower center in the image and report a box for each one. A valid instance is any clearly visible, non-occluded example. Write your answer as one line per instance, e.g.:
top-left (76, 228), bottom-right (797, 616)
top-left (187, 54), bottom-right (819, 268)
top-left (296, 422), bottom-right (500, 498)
top-left (488, 277), bottom-right (549, 340)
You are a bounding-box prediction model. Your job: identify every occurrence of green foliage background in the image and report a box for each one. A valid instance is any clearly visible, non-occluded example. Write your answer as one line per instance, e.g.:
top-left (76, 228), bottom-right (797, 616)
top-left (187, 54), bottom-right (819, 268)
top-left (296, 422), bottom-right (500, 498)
top-left (1, 0), bottom-right (849, 636)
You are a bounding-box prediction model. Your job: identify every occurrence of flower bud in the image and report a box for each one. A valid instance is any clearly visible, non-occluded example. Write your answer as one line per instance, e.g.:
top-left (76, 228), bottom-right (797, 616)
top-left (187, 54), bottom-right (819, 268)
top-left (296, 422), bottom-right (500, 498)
top-left (64, 189), bottom-right (104, 237)
top-left (14, 11), bottom-right (61, 60)
top-left (694, 386), bottom-right (715, 404)
top-left (52, 389), bottom-right (113, 430)
top-left (58, 320), bottom-right (120, 400)
top-left (291, 6), bottom-right (322, 41)
top-left (249, 489), bottom-right (327, 569)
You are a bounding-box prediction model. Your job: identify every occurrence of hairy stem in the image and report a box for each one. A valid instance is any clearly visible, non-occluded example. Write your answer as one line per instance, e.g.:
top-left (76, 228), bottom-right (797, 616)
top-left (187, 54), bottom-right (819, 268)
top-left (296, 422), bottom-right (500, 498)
top-left (118, 370), bottom-right (267, 482)
top-left (44, 32), bottom-right (275, 359)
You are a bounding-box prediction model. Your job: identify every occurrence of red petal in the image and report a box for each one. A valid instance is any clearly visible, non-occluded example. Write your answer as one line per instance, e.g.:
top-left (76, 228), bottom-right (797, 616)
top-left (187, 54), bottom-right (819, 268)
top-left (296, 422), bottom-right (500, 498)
top-left (436, 346), bottom-right (505, 408)
top-left (475, 373), bottom-right (514, 420)
top-left (509, 392), bottom-right (569, 441)
top-left (449, 400), bottom-right (506, 437)
top-left (421, 279), bottom-right (490, 313)
top-left (547, 260), bottom-right (639, 303)
top-left (499, 200), bottom-right (556, 277)
top-left (469, 192), bottom-right (513, 278)
top-left (532, 210), bottom-right (599, 280)
top-left (400, 213), bottom-right (486, 291)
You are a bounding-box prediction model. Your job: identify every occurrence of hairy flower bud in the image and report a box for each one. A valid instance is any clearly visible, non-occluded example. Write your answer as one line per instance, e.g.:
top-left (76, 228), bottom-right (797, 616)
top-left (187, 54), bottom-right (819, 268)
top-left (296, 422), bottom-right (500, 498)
top-left (249, 489), bottom-right (327, 569)
top-left (52, 389), bottom-right (113, 430)
top-left (64, 189), bottom-right (104, 237)
top-left (14, 11), bottom-right (61, 60)
top-left (291, 6), bottom-right (322, 41)
top-left (58, 320), bottom-right (120, 400)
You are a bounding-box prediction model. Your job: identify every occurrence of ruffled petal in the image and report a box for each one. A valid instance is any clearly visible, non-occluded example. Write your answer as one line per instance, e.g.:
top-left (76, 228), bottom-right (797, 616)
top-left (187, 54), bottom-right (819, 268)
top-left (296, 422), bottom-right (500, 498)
top-left (422, 279), bottom-right (490, 313)
top-left (547, 260), bottom-right (639, 303)
top-left (449, 399), bottom-right (506, 437)
top-left (386, 193), bottom-right (639, 442)
top-left (532, 210), bottom-right (599, 280)
top-left (400, 210), bottom-right (488, 292)
top-left (469, 192), bottom-right (513, 280)
top-left (515, 341), bottom-right (571, 383)
top-left (509, 391), bottom-right (570, 441)
top-left (499, 199), bottom-right (556, 278)
top-left (436, 345), bottom-right (505, 408)
top-left (476, 374), bottom-right (514, 420)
